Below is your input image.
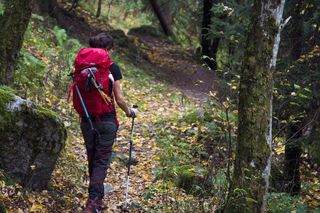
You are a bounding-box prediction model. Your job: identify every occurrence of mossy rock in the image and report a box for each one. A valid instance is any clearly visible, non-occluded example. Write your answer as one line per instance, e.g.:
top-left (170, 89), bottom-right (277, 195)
top-left (175, 165), bottom-right (206, 195)
top-left (0, 87), bottom-right (67, 190)
top-left (109, 29), bottom-right (149, 61)
top-left (128, 25), bottom-right (164, 38)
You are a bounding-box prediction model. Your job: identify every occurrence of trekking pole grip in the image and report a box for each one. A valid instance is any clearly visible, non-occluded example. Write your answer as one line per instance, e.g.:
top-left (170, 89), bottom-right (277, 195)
top-left (131, 104), bottom-right (138, 120)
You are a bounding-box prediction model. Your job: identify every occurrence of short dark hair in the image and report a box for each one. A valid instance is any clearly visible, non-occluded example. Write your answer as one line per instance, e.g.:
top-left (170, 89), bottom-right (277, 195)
top-left (89, 33), bottom-right (114, 50)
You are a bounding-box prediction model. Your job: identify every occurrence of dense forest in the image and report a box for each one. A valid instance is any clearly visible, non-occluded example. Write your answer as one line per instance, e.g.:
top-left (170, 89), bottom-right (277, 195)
top-left (0, 0), bottom-right (319, 212)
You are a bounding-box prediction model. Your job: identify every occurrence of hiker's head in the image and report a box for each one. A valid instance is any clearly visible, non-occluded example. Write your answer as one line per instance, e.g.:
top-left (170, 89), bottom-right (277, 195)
top-left (89, 33), bottom-right (114, 50)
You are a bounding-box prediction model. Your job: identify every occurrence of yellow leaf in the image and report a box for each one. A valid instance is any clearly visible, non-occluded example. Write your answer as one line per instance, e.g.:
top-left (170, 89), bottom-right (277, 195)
top-left (142, 173), bottom-right (151, 181)
top-left (310, 200), bottom-right (320, 207)
top-left (167, 181), bottom-right (174, 189)
top-left (30, 202), bottom-right (44, 212)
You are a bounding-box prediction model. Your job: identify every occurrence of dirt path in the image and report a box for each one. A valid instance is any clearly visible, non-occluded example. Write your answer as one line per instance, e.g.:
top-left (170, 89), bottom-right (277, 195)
top-left (69, 83), bottom-right (190, 212)
top-left (48, 4), bottom-right (219, 211)
top-left (105, 97), bottom-right (187, 211)
top-left (133, 35), bottom-right (219, 103)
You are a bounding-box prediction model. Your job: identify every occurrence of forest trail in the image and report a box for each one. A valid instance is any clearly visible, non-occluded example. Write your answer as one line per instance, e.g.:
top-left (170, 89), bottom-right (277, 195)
top-left (99, 87), bottom-right (189, 211)
top-left (67, 71), bottom-right (193, 211)
top-left (61, 13), bottom-right (219, 212)
top-left (72, 31), bottom-right (216, 210)
top-left (132, 34), bottom-right (218, 103)
top-left (1, 4), bottom-right (220, 211)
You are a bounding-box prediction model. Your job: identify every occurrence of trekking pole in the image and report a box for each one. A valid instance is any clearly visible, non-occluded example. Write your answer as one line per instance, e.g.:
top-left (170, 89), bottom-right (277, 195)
top-left (74, 83), bottom-right (95, 131)
top-left (87, 68), bottom-right (111, 104)
top-left (124, 105), bottom-right (138, 209)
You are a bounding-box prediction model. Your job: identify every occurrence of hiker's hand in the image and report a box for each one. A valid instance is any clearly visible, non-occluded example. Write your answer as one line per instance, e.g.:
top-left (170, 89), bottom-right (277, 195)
top-left (127, 107), bottom-right (138, 118)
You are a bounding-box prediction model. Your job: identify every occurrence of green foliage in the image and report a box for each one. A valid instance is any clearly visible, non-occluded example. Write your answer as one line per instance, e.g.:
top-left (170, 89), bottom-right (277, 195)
top-left (128, 25), bottom-right (163, 38)
top-left (53, 26), bottom-right (82, 72)
top-left (167, 0), bottom-right (202, 48)
top-left (209, 0), bottom-right (252, 66)
top-left (274, 0), bottom-right (320, 126)
top-left (0, 202), bottom-right (5, 213)
top-left (31, 13), bottom-right (44, 21)
top-left (0, 168), bottom-right (16, 187)
top-left (0, 87), bottom-right (14, 130)
top-left (79, 0), bottom-right (152, 32)
top-left (208, 1), bottom-right (252, 105)
top-left (267, 193), bottom-right (307, 213)
top-left (211, 169), bottom-right (228, 195)
top-left (154, 117), bottom-right (208, 195)
top-left (154, 93), bottom-right (236, 202)
top-left (0, 1), bottom-right (4, 15)
top-left (49, 26), bottom-right (82, 98)
top-left (16, 51), bottom-right (46, 98)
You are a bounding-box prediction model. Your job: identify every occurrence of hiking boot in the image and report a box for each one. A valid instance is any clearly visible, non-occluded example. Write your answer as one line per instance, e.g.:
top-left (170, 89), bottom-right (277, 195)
top-left (83, 198), bottom-right (99, 213)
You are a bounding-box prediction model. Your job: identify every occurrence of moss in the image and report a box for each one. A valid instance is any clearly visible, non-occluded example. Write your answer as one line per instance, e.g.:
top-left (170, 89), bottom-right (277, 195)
top-left (109, 29), bottom-right (129, 48)
top-left (0, 169), bottom-right (16, 186)
top-left (36, 106), bottom-right (59, 121)
top-left (0, 203), bottom-right (6, 213)
top-left (0, 87), bottom-right (63, 134)
top-left (0, 87), bottom-right (14, 130)
top-left (109, 29), bottom-right (149, 61)
top-left (128, 25), bottom-right (164, 38)
top-left (0, 87), bottom-right (65, 156)
top-left (176, 165), bottom-right (196, 193)
top-left (175, 165), bottom-right (207, 195)
top-left (0, 88), bottom-right (67, 190)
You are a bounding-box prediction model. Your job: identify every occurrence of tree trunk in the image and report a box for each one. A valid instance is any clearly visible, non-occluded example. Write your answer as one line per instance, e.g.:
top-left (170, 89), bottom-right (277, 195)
top-left (0, 0), bottom-right (32, 85)
top-left (200, 0), bottom-right (219, 71)
top-left (96, 0), bottom-right (102, 18)
top-left (149, 0), bottom-right (173, 36)
top-left (32, 0), bottom-right (50, 15)
top-left (163, 2), bottom-right (173, 26)
top-left (284, 126), bottom-right (302, 195)
top-left (225, 0), bottom-right (286, 212)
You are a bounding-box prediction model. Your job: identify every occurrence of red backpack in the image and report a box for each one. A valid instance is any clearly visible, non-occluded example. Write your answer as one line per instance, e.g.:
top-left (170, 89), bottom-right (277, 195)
top-left (68, 48), bottom-right (116, 118)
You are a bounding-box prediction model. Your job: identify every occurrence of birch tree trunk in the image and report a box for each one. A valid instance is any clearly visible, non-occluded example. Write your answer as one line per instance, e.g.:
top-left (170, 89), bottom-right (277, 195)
top-left (225, 0), bottom-right (286, 212)
top-left (0, 0), bottom-right (32, 85)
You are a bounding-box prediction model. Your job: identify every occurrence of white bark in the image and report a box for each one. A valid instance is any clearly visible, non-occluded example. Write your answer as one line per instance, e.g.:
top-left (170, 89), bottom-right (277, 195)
top-left (261, 0), bottom-right (286, 211)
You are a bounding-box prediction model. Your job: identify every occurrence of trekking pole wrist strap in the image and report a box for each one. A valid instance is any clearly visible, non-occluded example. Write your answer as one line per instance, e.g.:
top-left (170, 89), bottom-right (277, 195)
top-left (127, 108), bottom-right (135, 118)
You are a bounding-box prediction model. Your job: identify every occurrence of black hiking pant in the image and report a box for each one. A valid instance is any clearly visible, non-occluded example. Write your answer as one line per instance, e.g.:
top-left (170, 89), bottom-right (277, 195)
top-left (81, 115), bottom-right (117, 200)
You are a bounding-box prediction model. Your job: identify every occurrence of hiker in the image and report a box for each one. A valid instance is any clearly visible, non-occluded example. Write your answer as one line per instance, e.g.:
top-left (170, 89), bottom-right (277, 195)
top-left (71, 33), bottom-right (137, 212)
